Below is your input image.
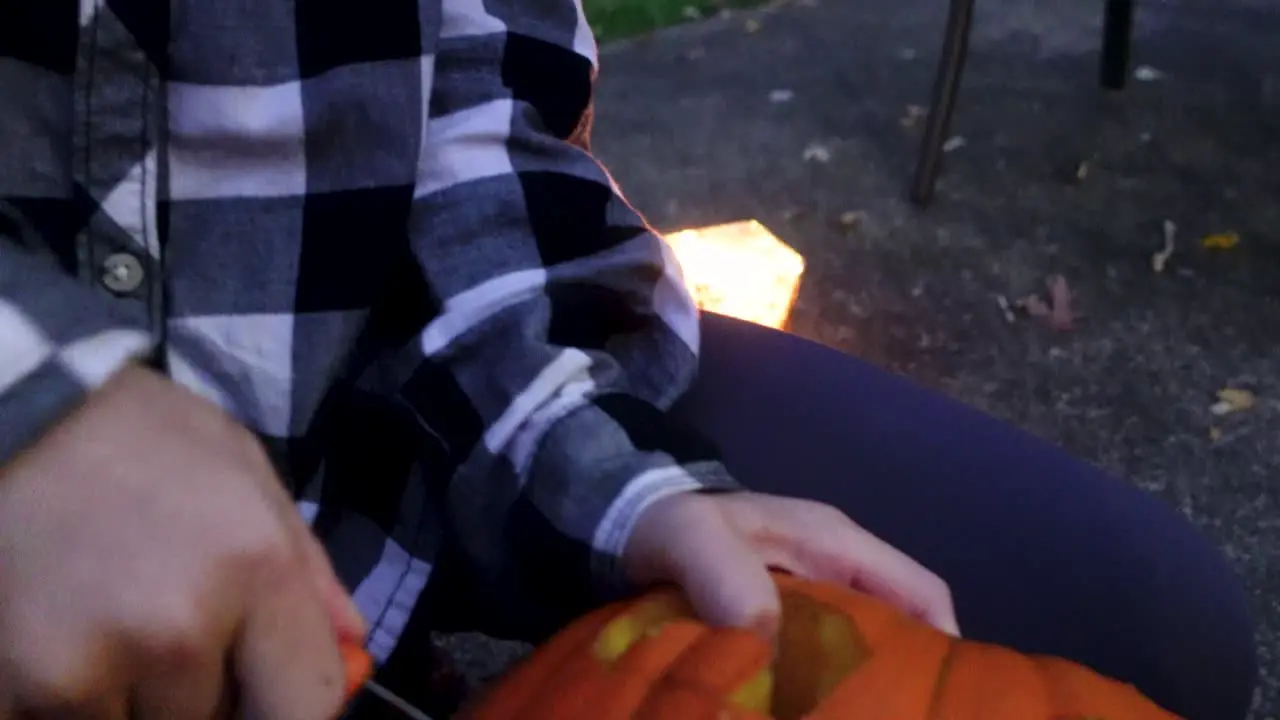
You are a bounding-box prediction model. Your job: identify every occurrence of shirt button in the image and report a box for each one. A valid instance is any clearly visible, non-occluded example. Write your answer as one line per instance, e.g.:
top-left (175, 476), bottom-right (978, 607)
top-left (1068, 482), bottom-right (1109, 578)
top-left (101, 252), bottom-right (145, 294)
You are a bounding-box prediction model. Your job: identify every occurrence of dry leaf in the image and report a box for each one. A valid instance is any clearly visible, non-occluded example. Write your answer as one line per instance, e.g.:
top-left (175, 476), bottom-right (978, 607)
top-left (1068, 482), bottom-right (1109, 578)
top-left (1016, 293), bottom-right (1052, 319)
top-left (769, 89), bottom-right (795, 103)
top-left (744, 18), bottom-right (762, 32)
top-left (685, 46), bottom-right (706, 60)
top-left (1045, 275), bottom-right (1075, 331)
top-left (1209, 426), bottom-right (1223, 441)
top-left (1201, 231), bottom-right (1240, 250)
top-left (802, 142), bottom-right (831, 163)
top-left (900, 105), bottom-right (926, 128)
top-left (1152, 219), bottom-right (1176, 273)
top-left (838, 211), bottom-right (864, 228)
top-left (995, 294), bottom-right (1016, 323)
top-left (1016, 275), bottom-right (1075, 331)
top-left (1075, 159), bottom-right (1091, 181)
top-left (1133, 65), bottom-right (1164, 81)
top-left (942, 136), bottom-right (967, 152)
top-left (1210, 388), bottom-right (1256, 416)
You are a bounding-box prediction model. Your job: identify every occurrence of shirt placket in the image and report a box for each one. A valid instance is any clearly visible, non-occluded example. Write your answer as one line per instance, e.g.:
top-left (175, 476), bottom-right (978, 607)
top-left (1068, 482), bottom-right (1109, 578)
top-left (73, 1), bottom-right (166, 342)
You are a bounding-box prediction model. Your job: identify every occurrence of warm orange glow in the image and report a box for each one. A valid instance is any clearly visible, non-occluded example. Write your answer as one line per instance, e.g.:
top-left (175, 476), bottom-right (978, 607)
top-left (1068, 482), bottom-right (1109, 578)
top-left (664, 220), bottom-right (805, 330)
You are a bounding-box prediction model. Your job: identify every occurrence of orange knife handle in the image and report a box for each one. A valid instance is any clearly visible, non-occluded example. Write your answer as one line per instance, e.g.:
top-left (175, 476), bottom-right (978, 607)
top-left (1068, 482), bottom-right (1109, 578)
top-left (340, 641), bottom-right (375, 700)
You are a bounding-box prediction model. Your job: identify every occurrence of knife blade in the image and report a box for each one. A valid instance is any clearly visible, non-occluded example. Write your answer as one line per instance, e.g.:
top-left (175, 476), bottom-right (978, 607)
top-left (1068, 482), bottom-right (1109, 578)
top-left (341, 641), bottom-right (435, 720)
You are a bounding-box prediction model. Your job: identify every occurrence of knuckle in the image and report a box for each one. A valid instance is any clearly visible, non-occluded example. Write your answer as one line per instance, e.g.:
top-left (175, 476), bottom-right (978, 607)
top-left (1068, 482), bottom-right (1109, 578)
top-left (9, 655), bottom-right (96, 712)
top-left (128, 603), bottom-right (210, 669)
top-left (805, 501), bottom-right (852, 528)
top-left (231, 526), bottom-right (302, 583)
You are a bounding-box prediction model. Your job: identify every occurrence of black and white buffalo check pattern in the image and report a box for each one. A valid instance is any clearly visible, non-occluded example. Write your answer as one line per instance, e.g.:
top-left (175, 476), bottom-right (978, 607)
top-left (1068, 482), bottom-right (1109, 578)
top-left (0, 0), bottom-right (738, 681)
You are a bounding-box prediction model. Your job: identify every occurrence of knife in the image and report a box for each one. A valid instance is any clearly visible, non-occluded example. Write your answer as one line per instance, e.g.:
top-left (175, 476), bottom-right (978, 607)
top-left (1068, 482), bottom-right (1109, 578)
top-left (341, 641), bottom-right (435, 720)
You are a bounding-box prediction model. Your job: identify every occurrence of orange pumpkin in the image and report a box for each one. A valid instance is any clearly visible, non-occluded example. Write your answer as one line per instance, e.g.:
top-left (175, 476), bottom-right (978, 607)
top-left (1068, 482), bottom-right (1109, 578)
top-left (464, 573), bottom-right (1182, 720)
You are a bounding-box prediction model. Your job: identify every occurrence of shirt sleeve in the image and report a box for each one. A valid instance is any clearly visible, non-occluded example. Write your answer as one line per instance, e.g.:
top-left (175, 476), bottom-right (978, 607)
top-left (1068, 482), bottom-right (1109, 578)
top-left (407, 0), bottom-right (740, 638)
top-left (0, 244), bottom-right (154, 465)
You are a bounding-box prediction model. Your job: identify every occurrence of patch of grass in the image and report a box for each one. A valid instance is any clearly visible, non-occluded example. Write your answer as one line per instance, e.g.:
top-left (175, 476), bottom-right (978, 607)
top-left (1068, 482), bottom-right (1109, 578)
top-left (583, 0), bottom-right (762, 42)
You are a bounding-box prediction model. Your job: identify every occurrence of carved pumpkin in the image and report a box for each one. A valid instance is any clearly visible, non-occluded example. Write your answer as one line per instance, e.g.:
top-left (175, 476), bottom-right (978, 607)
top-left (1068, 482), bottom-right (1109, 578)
top-left (465, 573), bottom-right (1181, 720)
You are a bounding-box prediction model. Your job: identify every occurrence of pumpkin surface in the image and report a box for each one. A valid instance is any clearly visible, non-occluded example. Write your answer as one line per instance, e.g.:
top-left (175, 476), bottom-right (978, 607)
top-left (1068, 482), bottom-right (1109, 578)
top-left (465, 573), bottom-right (1182, 720)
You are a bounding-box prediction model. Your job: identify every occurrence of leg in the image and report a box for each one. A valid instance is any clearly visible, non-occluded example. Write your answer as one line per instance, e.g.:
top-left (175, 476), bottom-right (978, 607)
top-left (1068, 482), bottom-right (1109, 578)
top-left (1100, 0), bottom-right (1135, 90)
top-left (910, 0), bottom-right (976, 206)
top-left (672, 313), bottom-right (1257, 720)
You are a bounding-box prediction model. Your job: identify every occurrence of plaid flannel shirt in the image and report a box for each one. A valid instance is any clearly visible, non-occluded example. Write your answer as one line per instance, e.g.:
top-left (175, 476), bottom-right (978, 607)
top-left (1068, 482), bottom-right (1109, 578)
top-left (0, 0), bottom-right (739, 666)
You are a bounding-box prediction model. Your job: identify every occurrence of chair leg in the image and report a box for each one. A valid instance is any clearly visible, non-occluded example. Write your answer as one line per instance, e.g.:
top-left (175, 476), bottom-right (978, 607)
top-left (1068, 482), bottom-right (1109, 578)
top-left (910, 0), bottom-right (978, 207)
top-left (1099, 0), bottom-right (1134, 90)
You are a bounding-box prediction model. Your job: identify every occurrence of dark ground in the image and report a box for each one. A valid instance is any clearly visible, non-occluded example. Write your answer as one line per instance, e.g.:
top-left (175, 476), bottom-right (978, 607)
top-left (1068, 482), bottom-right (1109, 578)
top-left (440, 0), bottom-right (1280, 715)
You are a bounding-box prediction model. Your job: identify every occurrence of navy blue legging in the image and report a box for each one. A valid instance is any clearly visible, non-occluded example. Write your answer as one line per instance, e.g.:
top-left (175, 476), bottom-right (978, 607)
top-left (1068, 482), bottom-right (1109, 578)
top-left (671, 313), bottom-right (1257, 720)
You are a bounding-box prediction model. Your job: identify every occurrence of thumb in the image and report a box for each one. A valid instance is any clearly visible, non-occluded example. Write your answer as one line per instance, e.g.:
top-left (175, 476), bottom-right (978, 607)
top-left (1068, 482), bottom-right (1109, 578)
top-left (293, 521), bottom-right (367, 644)
top-left (625, 493), bottom-right (781, 641)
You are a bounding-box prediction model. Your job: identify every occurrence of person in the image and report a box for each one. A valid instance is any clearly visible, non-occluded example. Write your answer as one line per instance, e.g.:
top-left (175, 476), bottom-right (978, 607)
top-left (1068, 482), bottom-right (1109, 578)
top-left (0, 1), bottom-right (1255, 719)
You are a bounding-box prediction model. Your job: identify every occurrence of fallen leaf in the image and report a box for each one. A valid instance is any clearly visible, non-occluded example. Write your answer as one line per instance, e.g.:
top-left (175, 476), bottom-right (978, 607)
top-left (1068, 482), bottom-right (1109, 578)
top-left (1075, 159), bottom-right (1091, 181)
top-left (769, 89), bottom-right (795, 103)
top-left (1045, 274), bottom-right (1075, 331)
top-left (1133, 65), bottom-right (1164, 82)
top-left (838, 210), bottom-right (864, 227)
top-left (1210, 388), bottom-right (1256, 416)
top-left (942, 135), bottom-right (967, 153)
top-left (995, 294), bottom-right (1016, 323)
top-left (1016, 275), bottom-right (1075, 331)
top-left (744, 17), bottom-right (762, 32)
top-left (685, 46), bottom-right (706, 60)
top-left (1201, 231), bottom-right (1240, 250)
top-left (900, 104), bottom-right (926, 128)
top-left (802, 142), bottom-right (831, 163)
top-left (1209, 426), bottom-right (1223, 441)
top-left (1016, 293), bottom-right (1051, 318)
top-left (1152, 219), bottom-right (1176, 273)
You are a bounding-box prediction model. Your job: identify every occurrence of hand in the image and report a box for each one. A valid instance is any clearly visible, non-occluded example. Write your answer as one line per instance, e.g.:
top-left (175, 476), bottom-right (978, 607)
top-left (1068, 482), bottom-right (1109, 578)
top-left (0, 365), bottom-right (365, 719)
top-left (622, 491), bottom-right (959, 641)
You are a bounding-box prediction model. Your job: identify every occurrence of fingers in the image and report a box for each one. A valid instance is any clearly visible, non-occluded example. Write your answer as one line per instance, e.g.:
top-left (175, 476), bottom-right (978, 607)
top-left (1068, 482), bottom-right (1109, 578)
top-left (834, 525), bottom-right (960, 637)
top-left (290, 516), bottom-right (366, 645)
top-left (232, 544), bottom-right (348, 720)
top-left (130, 664), bottom-right (228, 720)
top-left (127, 637), bottom-right (228, 719)
top-left (725, 494), bottom-right (961, 637)
top-left (252, 457), bottom-right (365, 647)
top-left (626, 494), bottom-right (782, 641)
top-left (0, 614), bottom-right (134, 719)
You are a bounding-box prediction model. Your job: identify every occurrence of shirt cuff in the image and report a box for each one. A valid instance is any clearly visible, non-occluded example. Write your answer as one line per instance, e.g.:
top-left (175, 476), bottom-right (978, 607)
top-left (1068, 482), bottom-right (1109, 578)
top-left (590, 458), bottom-right (742, 597)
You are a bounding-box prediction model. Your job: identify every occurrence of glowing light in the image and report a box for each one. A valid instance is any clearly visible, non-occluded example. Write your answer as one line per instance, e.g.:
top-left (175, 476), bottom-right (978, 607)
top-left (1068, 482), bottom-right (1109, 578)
top-left (664, 220), bottom-right (805, 330)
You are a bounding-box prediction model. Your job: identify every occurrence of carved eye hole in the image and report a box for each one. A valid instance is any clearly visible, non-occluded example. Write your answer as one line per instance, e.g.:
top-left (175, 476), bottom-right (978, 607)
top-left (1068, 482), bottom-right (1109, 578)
top-left (590, 587), bottom-right (874, 720)
top-left (769, 587), bottom-right (874, 720)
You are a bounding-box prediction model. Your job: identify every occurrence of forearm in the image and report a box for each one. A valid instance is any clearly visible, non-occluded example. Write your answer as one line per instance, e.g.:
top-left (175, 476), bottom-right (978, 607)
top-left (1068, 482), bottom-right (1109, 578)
top-left (432, 292), bottom-right (739, 637)
top-left (406, 0), bottom-right (746, 639)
